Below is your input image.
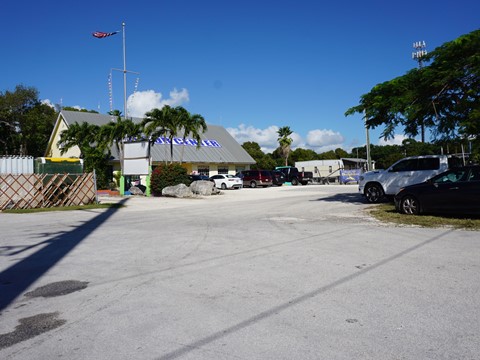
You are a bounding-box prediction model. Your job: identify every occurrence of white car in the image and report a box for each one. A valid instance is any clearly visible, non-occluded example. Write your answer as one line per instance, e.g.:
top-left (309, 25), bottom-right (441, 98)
top-left (359, 155), bottom-right (461, 203)
top-left (209, 174), bottom-right (243, 190)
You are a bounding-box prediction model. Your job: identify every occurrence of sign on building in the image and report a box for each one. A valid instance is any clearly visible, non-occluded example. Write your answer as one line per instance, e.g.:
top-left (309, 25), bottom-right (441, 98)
top-left (123, 141), bottom-right (150, 175)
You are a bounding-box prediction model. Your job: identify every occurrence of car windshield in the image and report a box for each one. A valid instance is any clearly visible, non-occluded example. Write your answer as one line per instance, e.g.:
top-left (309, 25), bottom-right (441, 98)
top-left (225, 175), bottom-right (237, 178)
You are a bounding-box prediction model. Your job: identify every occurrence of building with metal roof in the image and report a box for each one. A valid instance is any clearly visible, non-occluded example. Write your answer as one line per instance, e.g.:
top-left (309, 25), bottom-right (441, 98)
top-left (46, 110), bottom-right (255, 179)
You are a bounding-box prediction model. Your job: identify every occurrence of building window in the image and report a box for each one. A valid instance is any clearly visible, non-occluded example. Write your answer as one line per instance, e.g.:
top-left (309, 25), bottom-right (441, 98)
top-left (198, 166), bottom-right (210, 176)
top-left (218, 167), bottom-right (229, 174)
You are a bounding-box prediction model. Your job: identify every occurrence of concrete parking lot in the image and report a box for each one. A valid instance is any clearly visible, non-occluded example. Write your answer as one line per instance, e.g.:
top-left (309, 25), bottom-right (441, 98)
top-left (1, 184), bottom-right (479, 359)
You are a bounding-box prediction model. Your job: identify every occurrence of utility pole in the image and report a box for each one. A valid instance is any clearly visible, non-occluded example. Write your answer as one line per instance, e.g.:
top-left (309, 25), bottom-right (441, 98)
top-left (412, 40), bottom-right (428, 142)
top-left (364, 110), bottom-right (372, 171)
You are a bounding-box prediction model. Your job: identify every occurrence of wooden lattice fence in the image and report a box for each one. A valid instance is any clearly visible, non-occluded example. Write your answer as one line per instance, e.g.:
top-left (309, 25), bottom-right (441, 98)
top-left (0, 173), bottom-right (96, 210)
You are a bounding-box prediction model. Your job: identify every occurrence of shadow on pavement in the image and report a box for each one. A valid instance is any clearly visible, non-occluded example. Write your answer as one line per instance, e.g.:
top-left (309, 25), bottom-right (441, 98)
top-left (0, 199), bottom-right (128, 312)
top-left (310, 192), bottom-right (372, 204)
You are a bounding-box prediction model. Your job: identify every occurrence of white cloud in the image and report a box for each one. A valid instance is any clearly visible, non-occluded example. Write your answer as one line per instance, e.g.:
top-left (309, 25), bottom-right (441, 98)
top-left (127, 88), bottom-right (189, 118)
top-left (226, 125), bottom-right (346, 154)
top-left (41, 99), bottom-right (55, 109)
top-left (41, 99), bottom-right (82, 112)
top-left (226, 124), bottom-right (280, 153)
top-left (377, 134), bottom-right (408, 146)
top-left (304, 129), bottom-right (345, 152)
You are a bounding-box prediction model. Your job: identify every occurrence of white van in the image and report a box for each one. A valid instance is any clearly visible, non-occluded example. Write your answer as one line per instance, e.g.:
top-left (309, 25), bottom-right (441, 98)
top-left (359, 155), bottom-right (462, 203)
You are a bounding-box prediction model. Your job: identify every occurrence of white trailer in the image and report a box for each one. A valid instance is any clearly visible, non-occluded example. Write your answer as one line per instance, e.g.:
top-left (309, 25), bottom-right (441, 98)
top-left (295, 160), bottom-right (343, 184)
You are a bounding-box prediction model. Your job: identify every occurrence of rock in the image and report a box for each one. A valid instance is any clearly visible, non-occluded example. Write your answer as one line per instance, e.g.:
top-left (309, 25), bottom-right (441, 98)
top-left (190, 180), bottom-right (219, 196)
top-left (162, 183), bottom-right (194, 198)
top-left (129, 186), bottom-right (145, 195)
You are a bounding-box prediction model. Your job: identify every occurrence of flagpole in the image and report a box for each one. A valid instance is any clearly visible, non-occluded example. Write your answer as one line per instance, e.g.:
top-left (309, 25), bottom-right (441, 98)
top-left (122, 21), bottom-right (127, 119)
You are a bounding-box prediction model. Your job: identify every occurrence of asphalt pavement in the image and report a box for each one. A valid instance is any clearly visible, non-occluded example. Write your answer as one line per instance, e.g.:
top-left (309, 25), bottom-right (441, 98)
top-left (0, 184), bottom-right (479, 359)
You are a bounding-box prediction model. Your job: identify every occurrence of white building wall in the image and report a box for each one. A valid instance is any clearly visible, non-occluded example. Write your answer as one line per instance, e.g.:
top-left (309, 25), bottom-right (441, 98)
top-left (0, 156), bottom-right (34, 174)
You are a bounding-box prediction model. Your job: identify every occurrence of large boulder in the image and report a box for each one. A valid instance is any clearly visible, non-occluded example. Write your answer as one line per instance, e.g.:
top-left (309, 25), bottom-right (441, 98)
top-left (190, 180), bottom-right (219, 196)
top-left (129, 186), bottom-right (145, 195)
top-left (162, 183), bottom-right (194, 198)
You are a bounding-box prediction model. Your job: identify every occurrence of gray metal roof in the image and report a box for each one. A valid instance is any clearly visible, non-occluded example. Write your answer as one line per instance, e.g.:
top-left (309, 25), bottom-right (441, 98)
top-left (60, 110), bottom-right (255, 164)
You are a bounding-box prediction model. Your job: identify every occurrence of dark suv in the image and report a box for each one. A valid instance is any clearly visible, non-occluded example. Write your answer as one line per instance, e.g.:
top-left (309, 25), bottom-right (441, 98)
top-left (270, 170), bottom-right (286, 186)
top-left (240, 170), bottom-right (273, 188)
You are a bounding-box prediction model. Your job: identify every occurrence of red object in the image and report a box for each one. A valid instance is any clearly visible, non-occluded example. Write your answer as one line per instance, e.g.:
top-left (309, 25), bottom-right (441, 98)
top-left (92, 31), bottom-right (119, 38)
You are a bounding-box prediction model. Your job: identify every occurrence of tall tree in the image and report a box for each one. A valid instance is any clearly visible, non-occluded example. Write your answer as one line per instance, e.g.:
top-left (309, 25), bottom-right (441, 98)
top-left (97, 116), bottom-right (142, 171)
top-left (0, 85), bottom-right (55, 155)
top-left (58, 122), bottom-right (102, 156)
top-left (277, 126), bottom-right (293, 166)
top-left (290, 148), bottom-right (319, 163)
top-left (22, 103), bottom-right (57, 157)
top-left (176, 106), bottom-right (207, 164)
top-left (58, 118), bottom-right (142, 187)
top-left (63, 106), bottom-right (99, 114)
top-left (346, 29), bottom-right (480, 148)
top-left (241, 141), bottom-right (275, 169)
top-left (143, 105), bottom-right (181, 164)
top-left (57, 121), bottom-right (111, 186)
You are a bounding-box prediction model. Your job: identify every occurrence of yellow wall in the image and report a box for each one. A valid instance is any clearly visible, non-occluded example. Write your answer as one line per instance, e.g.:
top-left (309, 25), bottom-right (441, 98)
top-left (48, 116), bottom-right (81, 158)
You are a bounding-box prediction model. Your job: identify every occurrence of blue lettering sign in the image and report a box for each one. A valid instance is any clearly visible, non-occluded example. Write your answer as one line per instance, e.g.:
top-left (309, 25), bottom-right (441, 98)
top-left (208, 140), bottom-right (221, 147)
top-left (153, 137), bottom-right (221, 148)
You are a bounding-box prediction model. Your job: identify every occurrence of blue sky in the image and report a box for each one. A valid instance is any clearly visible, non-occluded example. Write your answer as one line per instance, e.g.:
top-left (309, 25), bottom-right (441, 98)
top-left (1, 1), bottom-right (478, 153)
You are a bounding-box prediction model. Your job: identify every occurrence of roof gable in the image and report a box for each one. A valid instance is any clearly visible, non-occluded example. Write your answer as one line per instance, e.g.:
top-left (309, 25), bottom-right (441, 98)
top-left (51, 110), bottom-right (255, 164)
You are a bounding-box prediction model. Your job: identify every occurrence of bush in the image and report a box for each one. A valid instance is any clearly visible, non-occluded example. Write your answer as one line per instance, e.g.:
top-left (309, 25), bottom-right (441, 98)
top-left (150, 163), bottom-right (190, 196)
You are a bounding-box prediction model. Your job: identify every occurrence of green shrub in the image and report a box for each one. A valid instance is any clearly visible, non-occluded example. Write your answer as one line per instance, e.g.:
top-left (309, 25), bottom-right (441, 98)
top-left (150, 163), bottom-right (190, 196)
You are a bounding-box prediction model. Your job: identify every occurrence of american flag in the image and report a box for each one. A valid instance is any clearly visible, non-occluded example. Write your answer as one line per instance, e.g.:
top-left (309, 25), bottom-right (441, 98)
top-left (92, 31), bottom-right (119, 38)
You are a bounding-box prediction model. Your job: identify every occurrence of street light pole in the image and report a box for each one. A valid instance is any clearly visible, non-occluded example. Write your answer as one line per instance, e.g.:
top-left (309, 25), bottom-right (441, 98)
top-left (364, 110), bottom-right (372, 171)
top-left (122, 22), bottom-right (127, 119)
top-left (412, 40), bottom-right (428, 143)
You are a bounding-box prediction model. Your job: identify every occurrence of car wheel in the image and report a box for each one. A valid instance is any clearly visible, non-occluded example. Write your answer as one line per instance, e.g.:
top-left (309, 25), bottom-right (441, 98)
top-left (221, 183), bottom-right (227, 190)
top-left (400, 195), bottom-right (420, 215)
top-left (291, 178), bottom-right (299, 186)
top-left (364, 183), bottom-right (384, 203)
top-left (250, 181), bottom-right (257, 188)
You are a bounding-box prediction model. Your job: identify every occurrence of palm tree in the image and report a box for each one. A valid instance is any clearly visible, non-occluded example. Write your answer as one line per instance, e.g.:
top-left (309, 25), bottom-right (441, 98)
top-left (277, 126), bottom-right (293, 166)
top-left (58, 121), bottom-right (102, 156)
top-left (143, 107), bottom-right (169, 164)
top-left (175, 106), bottom-right (207, 164)
top-left (164, 107), bottom-right (182, 163)
top-left (97, 116), bottom-right (142, 171)
top-left (108, 110), bottom-right (122, 117)
top-left (57, 122), bottom-right (110, 184)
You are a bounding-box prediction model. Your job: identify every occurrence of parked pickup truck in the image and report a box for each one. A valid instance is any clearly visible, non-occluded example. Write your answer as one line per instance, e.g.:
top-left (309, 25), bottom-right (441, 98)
top-left (359, 154), bottom-right (463, 203)
top-left (275, 166), bottom-right (313, 185)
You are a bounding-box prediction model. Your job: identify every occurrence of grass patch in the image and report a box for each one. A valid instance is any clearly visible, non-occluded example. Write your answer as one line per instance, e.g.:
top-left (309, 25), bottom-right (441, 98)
top-left (2, 203), bottom-right (124, 214)
top-left (368, 203), bottom-right (480, 230)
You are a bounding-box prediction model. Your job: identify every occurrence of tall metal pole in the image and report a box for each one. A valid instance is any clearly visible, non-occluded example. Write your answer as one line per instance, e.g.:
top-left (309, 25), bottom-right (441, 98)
top-left (122, 22), bottom-right (127, 119)
top-left (364, 110), bottom-right (372, 171)
top-left (111, 23), bottom-right (139, 120)
top-left (412, 40), bottom-right (427, 143)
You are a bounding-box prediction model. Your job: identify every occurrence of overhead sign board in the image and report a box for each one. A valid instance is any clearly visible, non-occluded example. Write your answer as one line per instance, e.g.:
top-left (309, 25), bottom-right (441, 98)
top-left (123, 141), bottom-right (150, 175)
